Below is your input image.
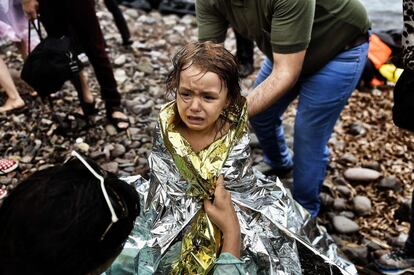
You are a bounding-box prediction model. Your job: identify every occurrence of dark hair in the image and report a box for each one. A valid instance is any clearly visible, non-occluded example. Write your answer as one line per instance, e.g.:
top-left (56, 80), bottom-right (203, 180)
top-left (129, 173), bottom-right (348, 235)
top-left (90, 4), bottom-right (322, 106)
top-left (0, 157), bottom-right (140, 275)
top-left (166, 41), bottom-right (244, 113)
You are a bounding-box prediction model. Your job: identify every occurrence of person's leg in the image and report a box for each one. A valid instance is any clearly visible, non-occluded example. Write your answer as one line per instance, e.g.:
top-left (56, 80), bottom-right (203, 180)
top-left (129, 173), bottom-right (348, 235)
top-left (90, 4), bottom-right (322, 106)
top-left (234, 30), bottom-right (254, 78)
top-left (0, 57), bottom-right (25, 113)
top-left (249, 58), bottom-right (296, 171)
top-left (69, 0), bottom-right (128, 129)
top-left (292, 42), bottom-right (368, 217)
top-left (103, 0), bottom-right (132, 45)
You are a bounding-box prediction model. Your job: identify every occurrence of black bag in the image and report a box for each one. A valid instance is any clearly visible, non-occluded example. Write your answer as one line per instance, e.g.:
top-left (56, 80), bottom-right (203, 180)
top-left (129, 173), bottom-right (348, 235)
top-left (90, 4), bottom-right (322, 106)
top-left (21, 20), bottom-right (83, 99)
top-left (392, 68), bottom-right (414, 132)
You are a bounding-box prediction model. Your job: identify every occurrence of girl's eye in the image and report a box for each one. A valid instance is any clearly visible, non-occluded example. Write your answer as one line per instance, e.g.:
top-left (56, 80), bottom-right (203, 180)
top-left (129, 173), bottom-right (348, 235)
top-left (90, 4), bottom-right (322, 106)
top-left (203, 95), bottom-right (216, 101)
top-left (179, 92), bottom-right (192, 101)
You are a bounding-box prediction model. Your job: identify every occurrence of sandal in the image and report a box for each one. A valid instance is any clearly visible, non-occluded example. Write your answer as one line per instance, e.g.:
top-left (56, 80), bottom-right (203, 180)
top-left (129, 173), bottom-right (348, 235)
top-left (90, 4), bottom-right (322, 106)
top-left (0, 159), bottom-right (18, 175)
top-left (107, 107), bottom-right (130, 132)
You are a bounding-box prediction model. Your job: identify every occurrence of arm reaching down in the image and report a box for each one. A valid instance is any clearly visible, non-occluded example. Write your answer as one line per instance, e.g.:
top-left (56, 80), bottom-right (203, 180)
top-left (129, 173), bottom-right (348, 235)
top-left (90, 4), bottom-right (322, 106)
top-left (246, 50), bottom-right (306, 117)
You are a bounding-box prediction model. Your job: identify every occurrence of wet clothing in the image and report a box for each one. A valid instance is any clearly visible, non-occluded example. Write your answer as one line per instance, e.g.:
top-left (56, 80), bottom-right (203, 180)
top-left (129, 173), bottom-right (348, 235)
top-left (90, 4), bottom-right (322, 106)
top-left (196, 0), bottom-right (370, 75)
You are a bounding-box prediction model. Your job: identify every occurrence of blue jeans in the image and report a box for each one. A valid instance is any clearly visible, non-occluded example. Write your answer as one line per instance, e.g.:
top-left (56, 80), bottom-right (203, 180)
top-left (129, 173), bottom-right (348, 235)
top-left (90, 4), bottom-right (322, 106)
top-left (250, 42), bottom-right (369, 217)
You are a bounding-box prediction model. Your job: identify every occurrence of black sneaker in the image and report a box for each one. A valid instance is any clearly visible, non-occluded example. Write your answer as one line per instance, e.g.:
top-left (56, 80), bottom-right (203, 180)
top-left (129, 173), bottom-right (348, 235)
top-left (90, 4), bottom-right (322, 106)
top-left (376, 248), bottom-right (414, 274)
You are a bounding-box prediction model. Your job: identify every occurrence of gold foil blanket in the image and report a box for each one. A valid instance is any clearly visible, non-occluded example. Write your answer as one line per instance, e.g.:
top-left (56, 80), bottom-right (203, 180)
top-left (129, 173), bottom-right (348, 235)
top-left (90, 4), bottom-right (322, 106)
top-left (108, 100), bottom-right (357, 275)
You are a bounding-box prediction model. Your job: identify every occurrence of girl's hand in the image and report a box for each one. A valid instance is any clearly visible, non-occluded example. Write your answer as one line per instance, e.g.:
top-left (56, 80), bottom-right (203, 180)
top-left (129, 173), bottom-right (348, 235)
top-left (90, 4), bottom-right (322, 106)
top-left (204, 176), bottom-right (241, 258)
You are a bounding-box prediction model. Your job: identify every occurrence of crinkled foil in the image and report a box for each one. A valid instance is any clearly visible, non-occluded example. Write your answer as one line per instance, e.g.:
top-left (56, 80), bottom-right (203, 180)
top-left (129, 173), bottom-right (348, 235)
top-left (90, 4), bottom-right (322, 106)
top-left (108, 100), bottom-right (357, 275)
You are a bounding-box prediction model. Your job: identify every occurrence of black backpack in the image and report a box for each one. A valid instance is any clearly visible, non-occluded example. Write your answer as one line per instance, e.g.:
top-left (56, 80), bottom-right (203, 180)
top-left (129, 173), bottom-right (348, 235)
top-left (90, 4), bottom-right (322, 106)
top-left (21, 20), bottom-right (83, 99)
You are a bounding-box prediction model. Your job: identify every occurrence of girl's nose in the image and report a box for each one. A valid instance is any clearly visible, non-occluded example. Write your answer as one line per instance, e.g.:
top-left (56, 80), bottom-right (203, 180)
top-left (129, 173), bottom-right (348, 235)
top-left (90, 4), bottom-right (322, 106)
top-left (189, 97), bottom-right (201, 111)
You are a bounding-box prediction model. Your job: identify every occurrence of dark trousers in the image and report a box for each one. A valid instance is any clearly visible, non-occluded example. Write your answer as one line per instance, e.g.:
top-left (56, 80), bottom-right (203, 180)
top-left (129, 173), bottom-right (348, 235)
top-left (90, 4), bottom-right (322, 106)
top-left (104, 0), bottom-right (131, 44)
top-left (38, 0), bottom-right (121, 112)
top-left (235, 30), bottom-right (254, 65)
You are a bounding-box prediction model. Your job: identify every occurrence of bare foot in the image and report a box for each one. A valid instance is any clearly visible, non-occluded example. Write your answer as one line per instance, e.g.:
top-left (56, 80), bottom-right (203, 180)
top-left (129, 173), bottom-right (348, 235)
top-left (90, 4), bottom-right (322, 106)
top-left (0, 97), bottom-right (25, 113)
top-left (111, 111), bottom-right (129, 130)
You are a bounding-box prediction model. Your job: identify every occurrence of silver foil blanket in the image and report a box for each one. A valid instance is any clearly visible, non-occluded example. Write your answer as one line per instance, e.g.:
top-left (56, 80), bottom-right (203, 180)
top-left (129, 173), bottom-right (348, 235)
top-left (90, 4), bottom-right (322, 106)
top-left (111, 126), bottom-right (358, 275)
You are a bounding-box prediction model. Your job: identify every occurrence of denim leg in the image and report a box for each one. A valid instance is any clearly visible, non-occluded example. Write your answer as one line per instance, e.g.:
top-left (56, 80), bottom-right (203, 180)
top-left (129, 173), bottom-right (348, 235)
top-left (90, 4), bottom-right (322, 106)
top-left (292, 43), bottom-right (369, 217)
top-left (249, 58), bottom-right (296, 169)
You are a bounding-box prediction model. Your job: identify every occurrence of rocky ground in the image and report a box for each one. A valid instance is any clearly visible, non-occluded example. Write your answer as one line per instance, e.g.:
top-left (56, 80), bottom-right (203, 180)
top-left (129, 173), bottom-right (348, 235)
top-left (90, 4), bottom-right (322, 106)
top-left (1, 3), bottom-right (413, 274)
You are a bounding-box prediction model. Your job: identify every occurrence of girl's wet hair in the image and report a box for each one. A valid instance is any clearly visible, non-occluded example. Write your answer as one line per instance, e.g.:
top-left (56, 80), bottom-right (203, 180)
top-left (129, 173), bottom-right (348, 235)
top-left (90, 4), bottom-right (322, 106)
top-left (166, 41), bottom-right (244, 111)
top-left (0, 157), bottom-right (140, 274)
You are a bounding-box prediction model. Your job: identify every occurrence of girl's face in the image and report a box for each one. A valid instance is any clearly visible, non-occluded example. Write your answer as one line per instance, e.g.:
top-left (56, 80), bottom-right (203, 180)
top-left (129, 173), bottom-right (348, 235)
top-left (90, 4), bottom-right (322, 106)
top-left (177, 64), bottom-right (228, 135)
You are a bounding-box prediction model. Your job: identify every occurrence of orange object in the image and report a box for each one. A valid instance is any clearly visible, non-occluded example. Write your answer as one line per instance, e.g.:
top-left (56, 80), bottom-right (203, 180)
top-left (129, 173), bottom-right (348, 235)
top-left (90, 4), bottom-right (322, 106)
top-left (370, 77), bottom-right (384, 87)
top-left (368, 34), bottom-right (393, 69)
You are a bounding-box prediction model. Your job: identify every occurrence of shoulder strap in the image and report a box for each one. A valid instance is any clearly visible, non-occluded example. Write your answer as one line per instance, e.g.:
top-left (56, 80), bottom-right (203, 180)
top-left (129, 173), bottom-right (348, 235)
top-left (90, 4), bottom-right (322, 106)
top-left (27, 18), bottom-right (43, 54)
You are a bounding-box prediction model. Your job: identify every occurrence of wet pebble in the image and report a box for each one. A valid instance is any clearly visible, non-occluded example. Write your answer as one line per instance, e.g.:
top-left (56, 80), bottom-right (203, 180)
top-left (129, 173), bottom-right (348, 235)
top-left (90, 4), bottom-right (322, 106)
top-left (101, 161), bottom-right (119, 174)
top-left (333, 198), bottom-right (348, 211)
top-left (111, 144), bottom-right (126, 158)
top-left (332, 216), bottom-right (360, 234)
top-left (336, 185), bottom-right (351, 197)
top-left (378, 176), bottom-right (402, 192)
top-left (353, 195), bottom-right (372, 216)
top-left (344, 167), bottom-right (381, 182)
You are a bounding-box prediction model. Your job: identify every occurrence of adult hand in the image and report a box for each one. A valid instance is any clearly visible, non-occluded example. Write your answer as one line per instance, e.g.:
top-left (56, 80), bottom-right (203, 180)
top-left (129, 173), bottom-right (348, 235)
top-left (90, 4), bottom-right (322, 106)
top-left (204, 176), bottom-right (241, 258)
top-left (22, 0), bottom-right (38, 20)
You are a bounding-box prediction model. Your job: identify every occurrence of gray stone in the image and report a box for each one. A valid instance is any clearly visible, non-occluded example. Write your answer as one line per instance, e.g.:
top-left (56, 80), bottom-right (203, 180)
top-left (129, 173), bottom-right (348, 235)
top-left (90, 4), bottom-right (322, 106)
top-left (105, 125), bottom-right (118, 136)
top-left (0, 177), bottom-right (12, 185)
top-left (137, 57), bottom-right (153, 74)
top-left (101, 162), bottom-right (119, 174)
top-left (362, 161), bottom-right (381, 171)
top-left (114, 55), bottom-right (126, 66)
top-left (344, 167), bottom-right (381, 182)
top-left (90, 150), bottom-right (105, 160)
top-left (332, 216), bottom-right (360, 234)
top-left (131, 100), bottom-right (154, 116)
top-left (75, 142), bottom-right (90, 153)
top-left (353, 196), bottom-right (372, 216)
top-left (114, 69), bottom-right (127, 83)
top-left (336, 185), bottom-right (351, 197)
top-left (127, 127), bottom-right (140, 137)
top-left (339, 211), bottom-right (355, 219)
top-left (342, 245), bottom-right (368, 265)
top-left (338, 153), bottom-right (357, 165)
top-left (111, 144), bottom-right (126, 158)
top-left (21, 155), bottom-right (33, 163)
top-left (334, 176), bottom-right (349, 186)
top-left (378, 176), bottom-right (402, 192)
top-left (333, 198), bottom-right (348, 211)
top-left (320, 192), bottom-right (334, 207)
